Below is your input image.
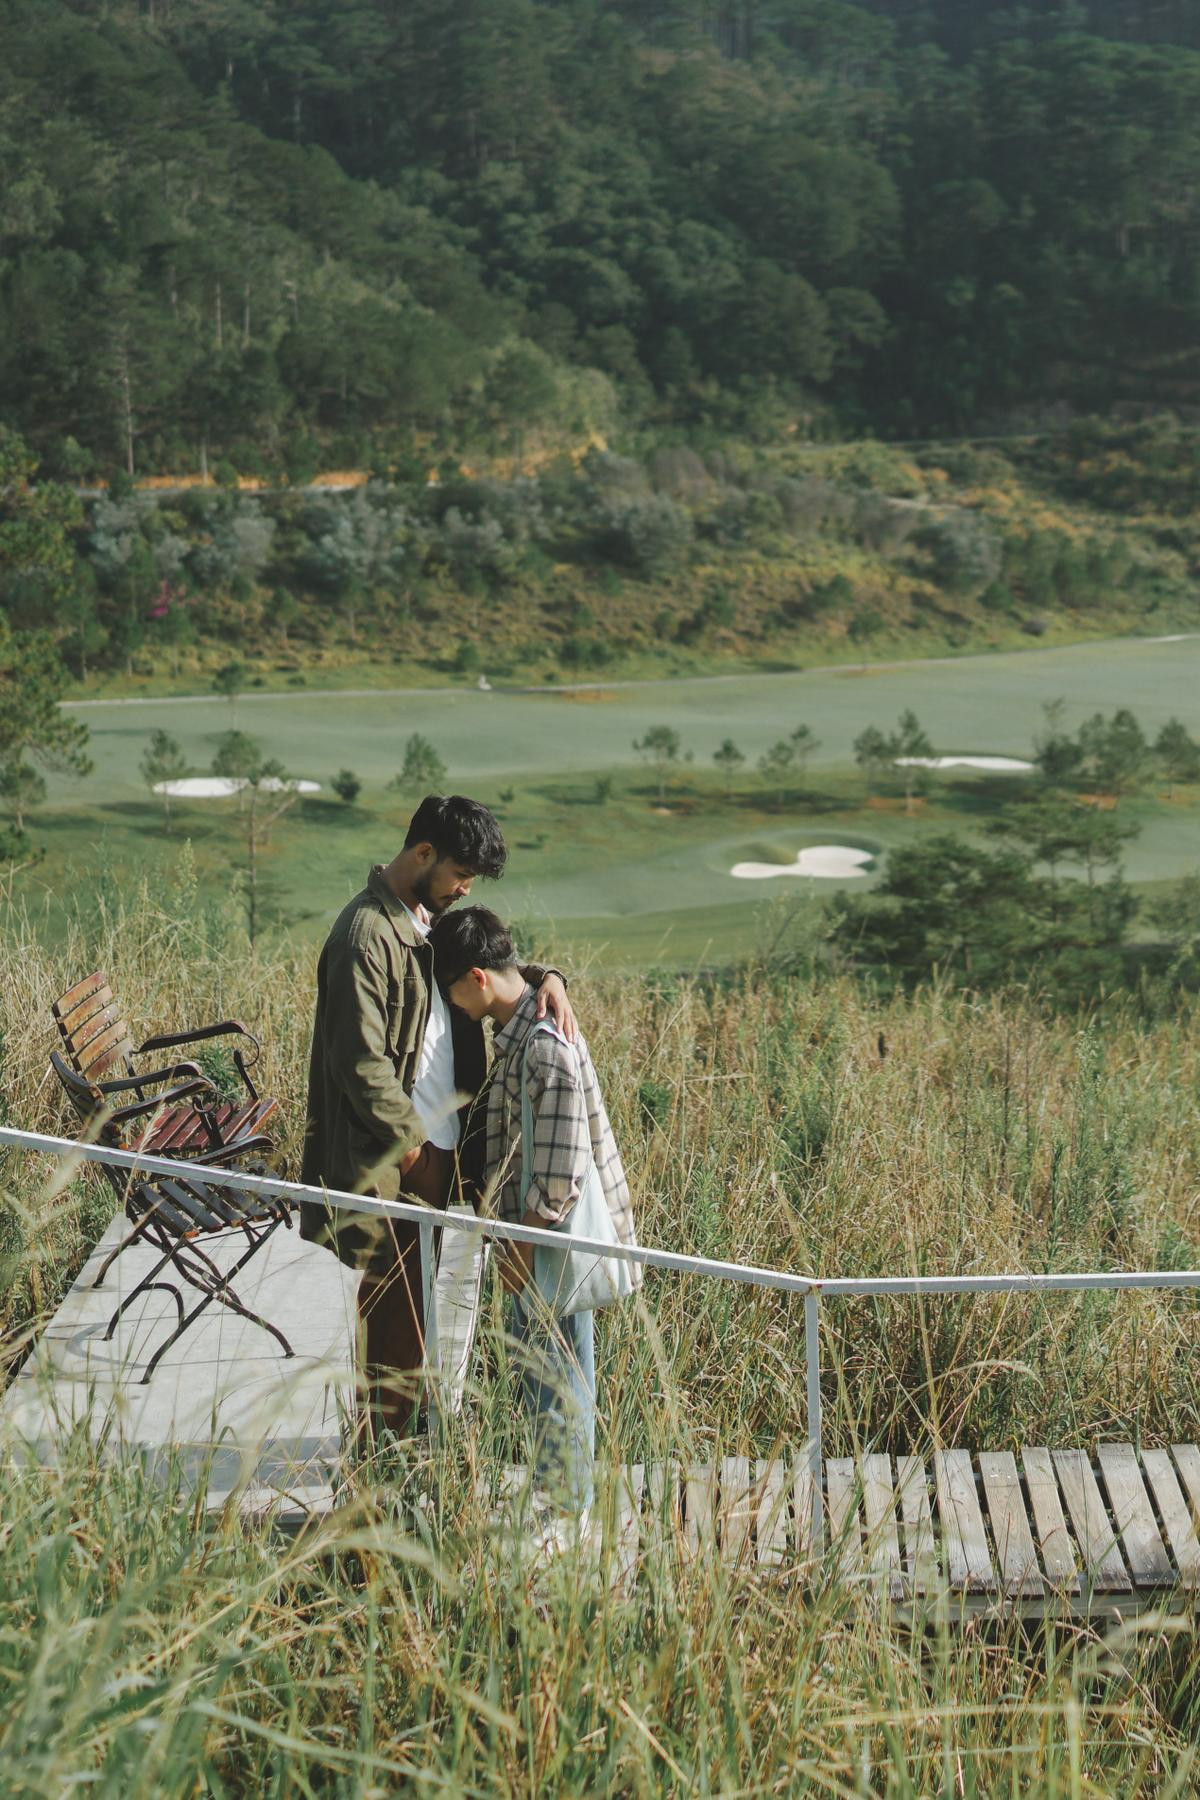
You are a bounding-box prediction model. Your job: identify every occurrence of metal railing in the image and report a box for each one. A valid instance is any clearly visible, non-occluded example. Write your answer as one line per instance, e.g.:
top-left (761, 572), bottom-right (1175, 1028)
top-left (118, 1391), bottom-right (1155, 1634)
top-left (5, 1125), bottom-right (1200, 1552)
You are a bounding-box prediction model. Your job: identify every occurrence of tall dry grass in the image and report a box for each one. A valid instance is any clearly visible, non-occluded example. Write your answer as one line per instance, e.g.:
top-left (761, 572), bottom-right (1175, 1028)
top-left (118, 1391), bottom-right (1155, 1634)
top-left (3, 870), bottom-right (1200, 1792)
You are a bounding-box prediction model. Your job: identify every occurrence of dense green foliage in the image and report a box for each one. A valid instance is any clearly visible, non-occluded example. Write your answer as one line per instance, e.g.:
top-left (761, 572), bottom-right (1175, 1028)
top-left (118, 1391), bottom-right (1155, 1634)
top-left (3, 1), bottom-right (1200, 477)
top-left (6, 420), bottom-right (1198, 694)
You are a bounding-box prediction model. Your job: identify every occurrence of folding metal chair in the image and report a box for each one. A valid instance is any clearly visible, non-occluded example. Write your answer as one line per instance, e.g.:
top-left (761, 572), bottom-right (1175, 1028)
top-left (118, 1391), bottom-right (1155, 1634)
top-left (50, 1051), bottom-right (295, 1384)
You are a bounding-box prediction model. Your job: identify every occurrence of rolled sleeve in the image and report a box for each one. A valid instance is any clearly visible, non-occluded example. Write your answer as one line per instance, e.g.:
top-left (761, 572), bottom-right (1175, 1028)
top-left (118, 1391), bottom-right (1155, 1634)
top-left (524, 1034), bottom-right (590, 1224)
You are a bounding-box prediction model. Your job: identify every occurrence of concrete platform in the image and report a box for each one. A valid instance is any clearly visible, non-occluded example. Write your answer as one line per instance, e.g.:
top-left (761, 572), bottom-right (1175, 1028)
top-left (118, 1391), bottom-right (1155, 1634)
top-left (0, 1210), bottom-right (359, 1524)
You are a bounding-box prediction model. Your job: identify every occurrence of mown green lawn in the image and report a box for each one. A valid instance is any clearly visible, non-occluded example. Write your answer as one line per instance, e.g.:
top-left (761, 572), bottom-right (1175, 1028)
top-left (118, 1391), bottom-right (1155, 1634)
top-left (23, 634), bottom-right (1200, 963)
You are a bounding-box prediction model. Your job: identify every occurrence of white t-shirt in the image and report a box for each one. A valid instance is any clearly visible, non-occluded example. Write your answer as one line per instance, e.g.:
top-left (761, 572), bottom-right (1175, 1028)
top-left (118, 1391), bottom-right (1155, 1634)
top-left (402, 903), bottom-right (461, 1151)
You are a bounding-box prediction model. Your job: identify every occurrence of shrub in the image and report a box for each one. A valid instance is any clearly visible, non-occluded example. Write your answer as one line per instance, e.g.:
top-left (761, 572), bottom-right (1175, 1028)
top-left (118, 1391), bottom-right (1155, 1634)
top-left (331, 769), bottom-right (361, 804)
top-left (594, 493), bottom-right (694, 578)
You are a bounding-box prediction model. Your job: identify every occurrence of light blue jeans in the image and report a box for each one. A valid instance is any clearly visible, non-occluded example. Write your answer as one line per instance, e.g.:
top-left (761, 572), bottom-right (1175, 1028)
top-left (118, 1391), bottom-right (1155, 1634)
top-left (508, 1288), bottom-right (595, 1513)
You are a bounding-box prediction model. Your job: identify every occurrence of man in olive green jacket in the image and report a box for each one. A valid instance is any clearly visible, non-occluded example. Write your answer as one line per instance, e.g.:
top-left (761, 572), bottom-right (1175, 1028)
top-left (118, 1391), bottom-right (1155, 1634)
top-left (300, 793), bottom-right (571, 1433)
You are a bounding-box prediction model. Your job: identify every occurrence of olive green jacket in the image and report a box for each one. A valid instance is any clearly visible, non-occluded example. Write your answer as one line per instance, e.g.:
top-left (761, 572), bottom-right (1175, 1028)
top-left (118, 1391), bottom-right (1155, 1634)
top-left (299, 866), bottom-right (544, 1269)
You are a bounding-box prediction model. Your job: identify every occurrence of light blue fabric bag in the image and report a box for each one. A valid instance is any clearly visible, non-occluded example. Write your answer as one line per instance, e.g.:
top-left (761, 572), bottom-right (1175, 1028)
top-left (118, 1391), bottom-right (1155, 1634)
top-left (519, 1022), bottom-right (637, 1316)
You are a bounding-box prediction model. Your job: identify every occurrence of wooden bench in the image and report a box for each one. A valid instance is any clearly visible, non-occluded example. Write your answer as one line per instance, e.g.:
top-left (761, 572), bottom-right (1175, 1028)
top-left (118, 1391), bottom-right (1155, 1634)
top-left (50, 972), bottom-right (278, 1162)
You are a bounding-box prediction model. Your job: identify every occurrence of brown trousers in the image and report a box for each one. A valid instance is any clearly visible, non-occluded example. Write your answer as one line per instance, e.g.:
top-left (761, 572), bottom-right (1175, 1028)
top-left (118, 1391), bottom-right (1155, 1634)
top-left (358, 1142), bottom-right (453, 1434)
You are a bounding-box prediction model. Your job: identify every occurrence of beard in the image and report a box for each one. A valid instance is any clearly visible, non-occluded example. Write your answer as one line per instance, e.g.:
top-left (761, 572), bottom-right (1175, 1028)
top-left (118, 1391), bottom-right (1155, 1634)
top-left (413, 866), bottom-right (456, 916)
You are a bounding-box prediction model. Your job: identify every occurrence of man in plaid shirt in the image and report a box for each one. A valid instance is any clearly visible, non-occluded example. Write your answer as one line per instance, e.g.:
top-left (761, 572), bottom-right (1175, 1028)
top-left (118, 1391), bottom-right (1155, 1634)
top-left (432, 905), bottom-right (639, 1518)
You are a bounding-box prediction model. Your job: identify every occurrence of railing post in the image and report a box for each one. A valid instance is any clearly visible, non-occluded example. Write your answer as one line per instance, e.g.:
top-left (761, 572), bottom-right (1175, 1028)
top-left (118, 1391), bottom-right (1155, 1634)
top-left (805, 1288), bottom-right (823, 1554)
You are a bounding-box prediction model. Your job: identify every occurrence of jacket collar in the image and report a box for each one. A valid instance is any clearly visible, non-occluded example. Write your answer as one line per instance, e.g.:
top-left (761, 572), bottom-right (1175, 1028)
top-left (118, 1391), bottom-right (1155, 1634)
top-left (367, 865), bottom-right (426, 949)
top-left (492, 982), bottom-right (540, 1057)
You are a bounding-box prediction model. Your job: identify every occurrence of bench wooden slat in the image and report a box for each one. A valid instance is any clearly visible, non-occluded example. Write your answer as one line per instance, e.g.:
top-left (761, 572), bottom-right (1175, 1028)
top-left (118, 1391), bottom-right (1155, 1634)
top-left (755, 1458), bottom-right (790, 1567)
top-left (978, 1452), bottom-right (1043, 1598)
top-left (794, 1452), bottom-right (816, 1560)
top-left (1170, 1445), bottom-right (1200, 1528)
top-left (934, 1449), bottom-right (996, 1592)
top-left (825, 1458), bottom-right (862, 1578)
top-left (644, 1460), bottom-right (680, 1552)
top-left (718, 1456), bottom-right (753, 1567)
top-left (1097, 1445), bottom-right (1174, 1587)
top-left (1141, 1450), bottom-right (1200, 1588)
top-left (78, 1017), bottom-right (136, 1077)
top-left (611, 1463), bottom-right (643, 1588)
top-left (56, 989), bottom-right (115, 1044)
top-left (684, 1466), bottom-right (716, 1557)
top-left (1022, 1448), bottom-right (1080, 1592)
top-left (72, 1001), bottom-right (124, 1057)
top-left (897, 1455), bottom-right (937, 1593)
top-left (52, 971), bottom-right (110, 1020)
top-left (860, 1454), bottom-right (904, 1599)
top-left (1052, 1450), bottom-right (1131, 1592)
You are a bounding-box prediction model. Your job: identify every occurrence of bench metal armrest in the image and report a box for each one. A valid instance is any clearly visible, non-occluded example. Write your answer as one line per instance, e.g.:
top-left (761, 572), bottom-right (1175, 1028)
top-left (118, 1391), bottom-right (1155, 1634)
top-left (95, 1061), bottom-right (205, 1094)
top-left (136, 1021), bottom-right (259, 1058)
top-left (106, 1077), bottom-right (217, 1125)
top-left (134, 1022), bottom-right (263, 1102)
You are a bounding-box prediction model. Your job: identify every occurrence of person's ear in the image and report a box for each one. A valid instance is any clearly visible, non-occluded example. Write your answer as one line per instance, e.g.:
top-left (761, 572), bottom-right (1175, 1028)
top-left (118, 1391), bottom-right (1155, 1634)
top-left (469, 965), bottom-right (487, 992)
top-left (414, 840), bottom-right (436, 868)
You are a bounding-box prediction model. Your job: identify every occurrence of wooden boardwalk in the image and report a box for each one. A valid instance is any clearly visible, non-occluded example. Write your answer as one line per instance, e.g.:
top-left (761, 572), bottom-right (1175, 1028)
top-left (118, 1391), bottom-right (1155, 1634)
top-left (586, 1446), bottom-right (1200, 1615)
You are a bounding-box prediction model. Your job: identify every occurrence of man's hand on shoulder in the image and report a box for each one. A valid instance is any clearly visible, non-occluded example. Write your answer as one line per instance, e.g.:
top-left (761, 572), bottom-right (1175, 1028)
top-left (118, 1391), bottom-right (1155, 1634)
top-left (536, 971), bottom-right (578, 1044)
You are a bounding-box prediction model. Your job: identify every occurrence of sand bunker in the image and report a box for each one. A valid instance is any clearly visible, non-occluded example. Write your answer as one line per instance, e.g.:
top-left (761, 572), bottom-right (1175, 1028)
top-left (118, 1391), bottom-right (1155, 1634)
top-left (894, 755), bottom-right (1034, 772)
top-left (731, 845), bottom-right (875, 881)
top-left (153, 776), bottom-right (321, 798)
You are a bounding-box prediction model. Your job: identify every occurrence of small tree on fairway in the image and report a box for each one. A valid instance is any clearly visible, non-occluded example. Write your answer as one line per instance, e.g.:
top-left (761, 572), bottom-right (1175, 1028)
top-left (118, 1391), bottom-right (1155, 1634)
top-left (758, 739), bottom-right (795, 809)
top-left (0, 758), bottom-right (46, 832)
top-left (212, 660), bottom-right (246, 715)
top-left (139, 729), bottom-right (188, 831)
top-left (331, 768), bottom-right (361, 804)
top-left (1155, 718), bottom-right (1200, 798)
top-left (389, 733), bottom-right (447, 795)
top-left (1077, 708), bottom-right (1147, 800)
top-left (713, 737), bottom-right (745, 797)
top-left (1034, 699), bottom-right (1084, 788)
top-left (634, 725), bottom-right (681, 803)
top-left (211, 730), bottom-right (299, 945)
top-left (891, 709), bottom-right (933, 815)
top-left (789, 724), bottom-right (822, 787)
top-left (853, 725), bottom-right (890, 793)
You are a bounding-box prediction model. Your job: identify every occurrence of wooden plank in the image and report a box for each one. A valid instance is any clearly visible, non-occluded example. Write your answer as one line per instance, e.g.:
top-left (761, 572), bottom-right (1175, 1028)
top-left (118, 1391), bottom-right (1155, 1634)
top-left (59, 991), bottom-right (116, 1047)
top-left (611, 1463), bottom-right (643, 1589)
top-left (1022, 1448), bottom-right (1080, 1592)
top-left (896, 1455), bottom-right (937, 1594)
top-left (825, 1458), bottom-right (862, 1578)
top-left (1097, 1445), bottom-right (1174, 1587)
top-left (718, 1456), bottom-right (753, 1567)
top-left (683, 1465), bottom-right (716, 1558)
top-left (1142, 1450), bottom-right (1200, 1589)
top-left (73, 1002), bottom-right (123, 1056)
top-left (1052, 1450), bottom-right (1131, 1592)
top-left (755, 1458), bottom-right (790, 1567)
top-left (860, 1454), bottom-right (904, 1600)
top-left (78, 1018), bottom-right (134, 1077)
top-left (794, 1450), bottom-right (817, 1561)
top-left (1171, 1445), bottom-right (1200, 1526)
top-left (933, 1449), bottom-right (996, 1593)
top-left (644, 1460), bottom-right (680, 1553)
top-left (978, 1452), bottom-right (1043, 1598)
top-left (52, 971), bottom-right (109, 1020)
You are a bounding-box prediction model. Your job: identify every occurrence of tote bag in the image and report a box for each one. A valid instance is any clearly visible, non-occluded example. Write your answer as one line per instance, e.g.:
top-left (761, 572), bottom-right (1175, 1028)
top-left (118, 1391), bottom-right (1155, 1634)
top-left (519, 1023), bottom-right (638, 1315)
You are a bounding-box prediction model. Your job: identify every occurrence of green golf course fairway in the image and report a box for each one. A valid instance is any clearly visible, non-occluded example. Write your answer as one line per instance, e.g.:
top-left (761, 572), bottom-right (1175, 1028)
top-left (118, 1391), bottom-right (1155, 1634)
top-left (30, 633), bottom-right (1200, 967)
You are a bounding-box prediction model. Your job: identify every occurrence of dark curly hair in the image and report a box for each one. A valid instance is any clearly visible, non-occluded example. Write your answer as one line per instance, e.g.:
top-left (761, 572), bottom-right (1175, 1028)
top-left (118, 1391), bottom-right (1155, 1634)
top-left (403, 794), bottom-right (507, 879)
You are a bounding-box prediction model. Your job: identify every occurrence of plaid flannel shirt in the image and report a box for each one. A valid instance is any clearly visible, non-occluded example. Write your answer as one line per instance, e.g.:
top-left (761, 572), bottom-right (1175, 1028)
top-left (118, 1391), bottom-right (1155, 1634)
top-left (484, 985), bottom-right (638, 1259)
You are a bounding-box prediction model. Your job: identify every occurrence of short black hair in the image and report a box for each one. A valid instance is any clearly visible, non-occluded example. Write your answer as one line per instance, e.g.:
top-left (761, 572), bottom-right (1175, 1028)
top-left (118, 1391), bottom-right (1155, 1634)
top-left (431, 906), bottom-right (517, 992)
top-left (403, 794), bottom-right (507, 879)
